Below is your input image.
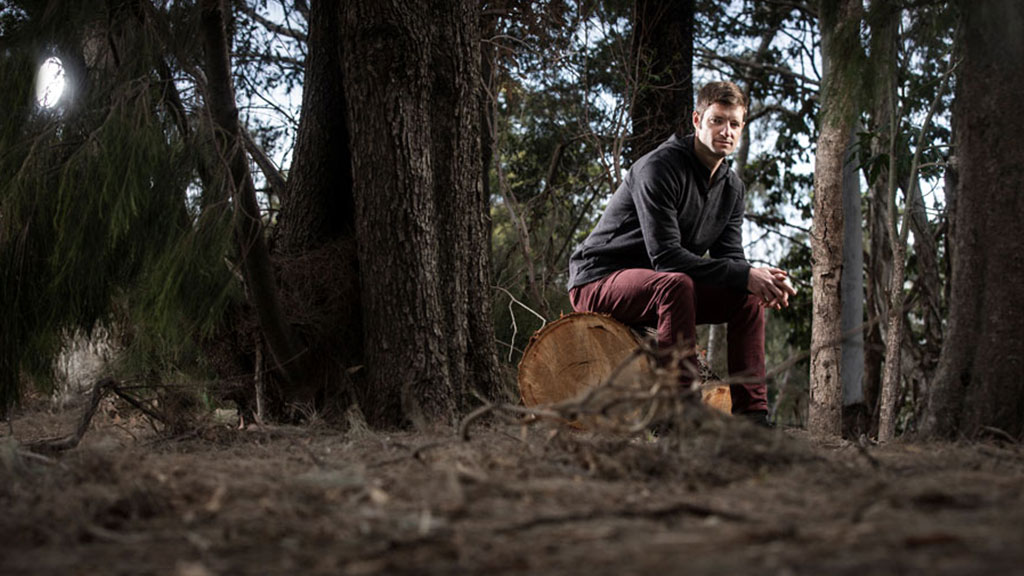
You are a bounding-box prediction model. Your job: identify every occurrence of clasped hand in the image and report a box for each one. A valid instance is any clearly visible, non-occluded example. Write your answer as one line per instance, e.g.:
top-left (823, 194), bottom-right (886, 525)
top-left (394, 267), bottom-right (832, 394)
top-left (747, 267), bottom-right (797, 310)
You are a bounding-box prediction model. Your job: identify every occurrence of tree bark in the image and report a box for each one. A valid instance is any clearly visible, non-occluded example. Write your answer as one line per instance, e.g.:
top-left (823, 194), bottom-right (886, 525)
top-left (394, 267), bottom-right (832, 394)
top-left (863, 1), bottom-right (899, 435)
top-left (840, 125), bottom-right (866, 434)
top-left (430, 0), bottom-right (502, 410)
top-left (340, 0), bottom-right (499, 428)
top-left (278, 0), bottom-right (355, 254)
top-left (922, 0), bottom-right (1024, 440)
top-left (199, 0), bottom-right (312, 390)
top-left (630, 0), bottom-right (694, 163)
top-left (809, 0), bottom-right (862, 438)
top-left (878, 52), bottom-right (953, 442)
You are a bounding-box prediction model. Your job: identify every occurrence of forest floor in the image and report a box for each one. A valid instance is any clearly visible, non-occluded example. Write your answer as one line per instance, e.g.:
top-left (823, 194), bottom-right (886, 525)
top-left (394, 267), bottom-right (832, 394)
top-left (2, 390), bottom-right (1023, 576)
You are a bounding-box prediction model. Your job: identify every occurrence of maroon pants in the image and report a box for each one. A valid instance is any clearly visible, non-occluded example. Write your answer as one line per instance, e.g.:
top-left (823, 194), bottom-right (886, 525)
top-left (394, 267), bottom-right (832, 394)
top-left (569, 269), bottom-right (767, 413)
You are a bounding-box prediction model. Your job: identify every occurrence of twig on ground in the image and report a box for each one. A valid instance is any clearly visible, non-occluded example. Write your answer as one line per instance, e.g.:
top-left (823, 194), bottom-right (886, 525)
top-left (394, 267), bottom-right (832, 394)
top-left (110, 386), bottom-right (169, 427)
top-left (979, 426), bottom-right (1019, 445)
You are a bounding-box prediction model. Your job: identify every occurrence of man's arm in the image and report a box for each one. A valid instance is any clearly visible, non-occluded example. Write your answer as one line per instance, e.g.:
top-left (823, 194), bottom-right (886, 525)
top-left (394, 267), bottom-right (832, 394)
top-left (631, 160), bottom-right (750, 289)
top-left (708, 175), bottom-right (796, 308)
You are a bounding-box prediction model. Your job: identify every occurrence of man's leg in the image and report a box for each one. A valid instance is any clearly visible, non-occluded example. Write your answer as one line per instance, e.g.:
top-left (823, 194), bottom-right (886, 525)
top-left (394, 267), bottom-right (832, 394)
top-left (694, 284), bottom-right (767, 414)
top-left (569, 268), bottom-right (698, 360)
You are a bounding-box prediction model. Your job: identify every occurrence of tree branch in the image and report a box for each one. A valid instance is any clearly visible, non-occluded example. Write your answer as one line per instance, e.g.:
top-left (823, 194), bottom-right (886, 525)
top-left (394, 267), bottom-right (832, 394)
top-left (242, 127), bottom-right (288, 201)
top-left (237, 3), bottom-right (307, 42)
top-left (695, 47), bottom-right (820, 87)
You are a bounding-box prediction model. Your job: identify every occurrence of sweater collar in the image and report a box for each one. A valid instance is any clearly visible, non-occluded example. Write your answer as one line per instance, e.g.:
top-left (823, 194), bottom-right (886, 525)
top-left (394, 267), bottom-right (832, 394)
top-left (671, 133), bottom-right (730, 188)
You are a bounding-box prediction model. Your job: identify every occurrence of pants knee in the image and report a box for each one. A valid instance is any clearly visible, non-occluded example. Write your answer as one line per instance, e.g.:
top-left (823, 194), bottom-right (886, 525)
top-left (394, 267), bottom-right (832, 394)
top-left (656, 272), bottom-right (694, 302)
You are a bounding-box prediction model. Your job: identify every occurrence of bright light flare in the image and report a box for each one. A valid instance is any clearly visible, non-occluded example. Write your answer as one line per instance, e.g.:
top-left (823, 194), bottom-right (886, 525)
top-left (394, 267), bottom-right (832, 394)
top-left (35, 56), bottom-right (66, 108)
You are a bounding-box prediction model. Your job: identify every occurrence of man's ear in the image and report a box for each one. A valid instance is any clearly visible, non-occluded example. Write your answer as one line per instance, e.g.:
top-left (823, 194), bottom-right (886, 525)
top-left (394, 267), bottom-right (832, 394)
top-left (692, 110), bottom-right (701, 130)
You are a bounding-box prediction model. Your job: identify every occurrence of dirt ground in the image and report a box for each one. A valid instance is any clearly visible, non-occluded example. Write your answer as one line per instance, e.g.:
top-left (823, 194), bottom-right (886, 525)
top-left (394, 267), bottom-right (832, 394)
top-left (2, 391), bottom-right (1023, 576)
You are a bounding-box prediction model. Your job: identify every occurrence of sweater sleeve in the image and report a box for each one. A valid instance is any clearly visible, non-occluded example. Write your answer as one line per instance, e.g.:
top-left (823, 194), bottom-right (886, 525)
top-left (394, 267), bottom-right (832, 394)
top-left (631, 159), bottom-right (750, 289)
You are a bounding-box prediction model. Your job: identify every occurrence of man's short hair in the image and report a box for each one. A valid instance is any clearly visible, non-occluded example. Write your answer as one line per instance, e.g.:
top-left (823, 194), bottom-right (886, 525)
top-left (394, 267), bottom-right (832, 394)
top-left (695, 81), bottom-right (747, 121)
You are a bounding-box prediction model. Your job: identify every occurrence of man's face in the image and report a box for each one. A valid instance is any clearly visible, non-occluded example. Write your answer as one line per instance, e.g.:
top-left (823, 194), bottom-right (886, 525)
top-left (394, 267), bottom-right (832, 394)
top-left (692, 103), bottom-right (745, 159)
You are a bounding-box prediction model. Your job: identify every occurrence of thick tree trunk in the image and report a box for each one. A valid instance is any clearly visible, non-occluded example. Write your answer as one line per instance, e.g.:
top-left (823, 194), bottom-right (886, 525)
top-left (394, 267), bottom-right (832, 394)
top-left (809, 0), bottom-right (861, 437)
top-left (265, 0), bottom-right (362, 412)
top-left (430, 0), bottom-right (502, 410)
top-left (630, 0), bottom-right (694, 163)
top-left (922, 0), bottom-right (1024, 440)
top-left (340, 0), bottom-right (499, 428)
top-left (199, 0), bottom-right (313, 390)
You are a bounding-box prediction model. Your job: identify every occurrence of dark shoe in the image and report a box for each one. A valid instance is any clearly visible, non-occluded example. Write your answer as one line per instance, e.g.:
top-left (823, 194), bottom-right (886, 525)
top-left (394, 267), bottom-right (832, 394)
top-left (739, 410), bottom-right (774, 428)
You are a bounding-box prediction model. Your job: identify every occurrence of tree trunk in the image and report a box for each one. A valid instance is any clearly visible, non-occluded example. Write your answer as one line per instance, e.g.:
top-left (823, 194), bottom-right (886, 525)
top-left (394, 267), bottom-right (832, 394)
top-left (809, 0), bottom-right (862, 438)
top-left (278, 0), bottom-right (355, 254)
top-left (430, 0), bottom-right (502, 410)
top-left (630, 0), bottom-right (694, 163)
top-left (199, 0), bottom-right (313, 391)
top-left (922, 0), bottom-right (1024, 440)
top-left (878, 45), bottom-right (953, 442)
top-left (863, 1), bottom-right (899, 435)
top-left (340, 0), bottom-right (499, 428)
top-left (840, 125), bottom-right (867, 436)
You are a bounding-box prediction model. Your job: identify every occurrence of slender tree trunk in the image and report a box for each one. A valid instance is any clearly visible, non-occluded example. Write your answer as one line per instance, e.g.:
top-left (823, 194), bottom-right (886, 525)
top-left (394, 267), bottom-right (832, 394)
top-left (878, 53), bottom-right (953, 441)
top-left (840, 125), bottom-right (867, 436)
top-left (809, 0), bottom-right (862, 437)
top-left (863, 1), bottom-right (898, 435)
top-left (199, 0), bottom-right (312, 390)
top-left (922, 0), bottom-right (1024, 440)
top-left (902, 177), bottom-right (943, 374)
top-left (630, 0), bottom-right (694, 163)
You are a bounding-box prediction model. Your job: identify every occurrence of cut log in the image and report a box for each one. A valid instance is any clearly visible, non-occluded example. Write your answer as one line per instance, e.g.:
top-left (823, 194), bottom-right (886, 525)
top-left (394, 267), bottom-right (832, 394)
top-left (517, 312), bottom-right (731, 415)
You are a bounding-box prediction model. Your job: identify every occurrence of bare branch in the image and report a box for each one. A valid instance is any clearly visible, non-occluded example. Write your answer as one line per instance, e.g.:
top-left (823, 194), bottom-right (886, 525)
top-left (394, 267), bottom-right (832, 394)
top-left (237, 3), bottom-right (307, 43)
top-left (695, 47), bottom-right (820, 88)
top-left (242, 127), bottom-right (288, 201)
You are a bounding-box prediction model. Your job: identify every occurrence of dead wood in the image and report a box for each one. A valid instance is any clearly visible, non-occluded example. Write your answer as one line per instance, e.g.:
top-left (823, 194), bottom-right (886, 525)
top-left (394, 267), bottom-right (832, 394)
top-left (25, 377), bottom-right (114, 454)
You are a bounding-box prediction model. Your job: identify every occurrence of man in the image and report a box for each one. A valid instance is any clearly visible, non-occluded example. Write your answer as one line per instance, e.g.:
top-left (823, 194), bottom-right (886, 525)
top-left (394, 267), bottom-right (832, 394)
top-left (567, 81), bottom-right (795, 425)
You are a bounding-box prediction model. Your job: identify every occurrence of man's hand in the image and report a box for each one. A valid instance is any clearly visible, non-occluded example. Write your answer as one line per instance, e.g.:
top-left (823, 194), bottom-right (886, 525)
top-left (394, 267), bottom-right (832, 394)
top-left (747, 267), bottom-right (797, 310)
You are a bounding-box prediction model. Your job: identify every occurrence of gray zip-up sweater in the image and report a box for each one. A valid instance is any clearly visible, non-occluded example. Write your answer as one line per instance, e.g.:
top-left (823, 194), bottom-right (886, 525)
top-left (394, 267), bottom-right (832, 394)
top-left (568, 133), bottom-right (751, 291)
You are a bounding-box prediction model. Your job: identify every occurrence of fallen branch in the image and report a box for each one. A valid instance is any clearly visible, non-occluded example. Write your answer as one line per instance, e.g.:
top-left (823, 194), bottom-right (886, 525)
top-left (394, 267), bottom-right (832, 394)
top-left (25, 377), bottom-right (114, 455)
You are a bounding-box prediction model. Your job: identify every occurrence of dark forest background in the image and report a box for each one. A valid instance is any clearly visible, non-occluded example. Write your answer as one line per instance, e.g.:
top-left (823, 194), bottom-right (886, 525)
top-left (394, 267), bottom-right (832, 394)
top-left (1, 0), bottom-right (1021, 441)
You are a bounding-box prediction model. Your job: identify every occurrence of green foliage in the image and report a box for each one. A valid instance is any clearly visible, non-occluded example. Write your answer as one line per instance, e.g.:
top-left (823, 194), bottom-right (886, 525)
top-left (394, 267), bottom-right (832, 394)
top-left (0, 2), bottom-right (239, 412)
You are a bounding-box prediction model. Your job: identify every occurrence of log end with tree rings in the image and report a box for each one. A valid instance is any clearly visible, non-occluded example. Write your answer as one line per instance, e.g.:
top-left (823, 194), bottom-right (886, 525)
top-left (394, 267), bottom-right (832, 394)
top-left (517, 312), bottom-right (732, 417)
top-left (518, 313), bottom-right (652, 408)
